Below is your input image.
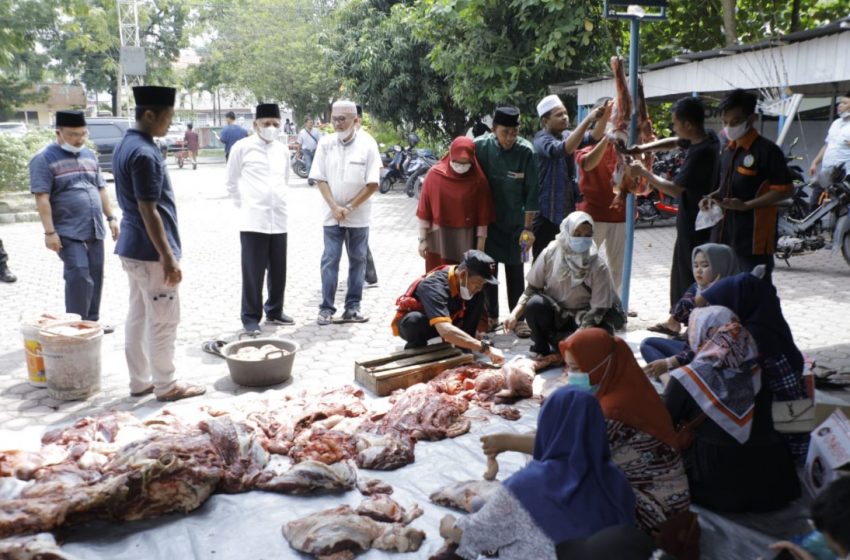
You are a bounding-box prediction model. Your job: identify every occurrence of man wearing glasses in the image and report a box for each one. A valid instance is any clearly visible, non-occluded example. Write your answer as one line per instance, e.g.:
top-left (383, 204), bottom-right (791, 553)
top-left (30, 110), bottom-right (119, 328)
top-left (309, 100), bottom-right (381, 325)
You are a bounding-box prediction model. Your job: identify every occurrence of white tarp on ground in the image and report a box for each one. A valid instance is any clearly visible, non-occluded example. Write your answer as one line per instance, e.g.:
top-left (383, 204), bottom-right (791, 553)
top-left (2, 342), bottom-right (813, 559)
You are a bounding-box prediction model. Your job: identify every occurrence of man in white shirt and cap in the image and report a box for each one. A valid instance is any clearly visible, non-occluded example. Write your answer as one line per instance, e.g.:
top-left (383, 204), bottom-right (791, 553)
top-left (226, 102), bottom-right (294, 335)
top-left (531, 94), bottom-right (608, 259)
top-left (309, 99), bottom-right (382, 325)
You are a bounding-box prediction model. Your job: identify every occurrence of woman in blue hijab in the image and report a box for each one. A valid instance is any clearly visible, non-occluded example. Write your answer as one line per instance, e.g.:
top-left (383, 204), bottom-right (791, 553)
top-left (439, 387), bottom-right (635, 559)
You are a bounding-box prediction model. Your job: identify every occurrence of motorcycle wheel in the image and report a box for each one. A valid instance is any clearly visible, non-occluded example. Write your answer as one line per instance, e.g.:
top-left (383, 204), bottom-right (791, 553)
top-left (405, 169), bottom-right (426, 198)
top-left (414, 175), bottom-right (424, 199)
top-left (292, 160), bottom-right (308, 179)
top-left (379, 176), bottom-right (394, 194)
top-left (842, 232), bottom-right (850, 268)
top-left (177, 156), bottom-right (184, 169)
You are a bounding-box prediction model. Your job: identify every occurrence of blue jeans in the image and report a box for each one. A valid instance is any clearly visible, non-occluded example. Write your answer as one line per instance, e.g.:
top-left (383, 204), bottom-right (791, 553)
top-left (58, 237), bottom-right (104, 321)
top-left (639, 336), bottom-right (686, 364)
top-left (321, 225), bottom-right (368, 314)
top-left (303, 149), bottom-right (315, 178)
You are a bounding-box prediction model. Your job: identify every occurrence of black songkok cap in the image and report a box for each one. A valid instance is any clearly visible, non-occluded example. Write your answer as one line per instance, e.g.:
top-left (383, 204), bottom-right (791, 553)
top-left (132, 86), bottom-right (176, 107)
top-left (461, 250), bottom-right (499, 285)
top-left (255, 103), bottom-right (281, 119)
top-left (492, 106), bottom-right (520, 127)
top-left (55, 110), bottom-right (86, 128)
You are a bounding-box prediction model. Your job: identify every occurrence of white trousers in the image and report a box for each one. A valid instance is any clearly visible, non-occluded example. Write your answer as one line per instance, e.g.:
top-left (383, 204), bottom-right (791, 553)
top-left (593, 221), bottom-right (626, 294)
top-left (120, 257), bottom-right (180, 396)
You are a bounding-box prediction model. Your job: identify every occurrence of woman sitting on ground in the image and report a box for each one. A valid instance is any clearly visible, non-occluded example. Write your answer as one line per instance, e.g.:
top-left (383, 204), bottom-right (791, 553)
top-left (559, 329), bottom-right (692, 538)
top-left (663, 305), bottom-right (800, 512)
top-left (642, 243), bottom-right (737, 378)
top-left (696, 266), bottom-right (810, 462)
top-left (441, 388), bottom-right (635, 560)
top-left (503, 211), bottom-right (625, 357)
top-left (416, 136), bottom-right (496, 273)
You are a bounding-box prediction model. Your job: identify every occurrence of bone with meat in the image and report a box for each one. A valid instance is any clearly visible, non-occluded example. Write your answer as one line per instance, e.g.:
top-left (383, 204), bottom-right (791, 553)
top-left (354, 430), bottom-right (416, 471)
top-left (253, 459), bottom-right (357, 494)
top-left (282, 504), bottom-right (425, 559)
top-left (494, 357), bottom-right (535, 402)
top-left (368, 384), bottom-right (470, 441)
top-left (355, 494), bottom-right (423, 524)
top-left (429, 480), bottom-right (501, 513)
top-left (287, 427), bottom-right (359, 465)
top-left (0, 532), bottom-right (80, 560)
top-left (356, 476), bottom-right (393, 496)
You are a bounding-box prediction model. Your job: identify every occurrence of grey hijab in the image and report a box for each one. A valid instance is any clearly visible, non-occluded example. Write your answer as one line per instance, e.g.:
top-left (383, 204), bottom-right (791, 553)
top-left (692, 243), bottom-right (737, 292)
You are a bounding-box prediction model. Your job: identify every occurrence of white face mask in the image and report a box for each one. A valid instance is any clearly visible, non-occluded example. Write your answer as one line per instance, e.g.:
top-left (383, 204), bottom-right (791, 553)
top-left (338, 122), bottom-right (356, 142)
top-left (724, 121), bottom-right (749, 142)
top-left (840, 111), bottom-right (850, 119)
top-left (450, 161), bottom-right (472, 175)
top-left (569, 236), bottom-right (593, 253)
top-left (61, 142), bottom-right (84, 154)
top-left (459, 273), bottom-right (473, 300)
top-left (258, 125), bottom-right (278, 142)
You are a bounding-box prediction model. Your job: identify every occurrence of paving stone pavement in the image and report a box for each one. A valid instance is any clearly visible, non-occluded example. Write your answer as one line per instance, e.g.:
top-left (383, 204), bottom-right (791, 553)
top-left (1, 161), bottom-right (849, 432)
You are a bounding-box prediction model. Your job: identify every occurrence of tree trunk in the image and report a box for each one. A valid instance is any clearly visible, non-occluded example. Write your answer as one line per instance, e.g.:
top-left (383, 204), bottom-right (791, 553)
top-left (721, 0), bottom-right (737, 46)
top-left (790, 0), bottom-right (801, 32)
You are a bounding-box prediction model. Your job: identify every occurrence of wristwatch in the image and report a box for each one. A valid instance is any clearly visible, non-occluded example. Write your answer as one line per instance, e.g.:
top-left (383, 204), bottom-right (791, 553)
top-left (106, 216), bottom-right (116, 222)
top-left (479, 340), bottom-right (491, 354)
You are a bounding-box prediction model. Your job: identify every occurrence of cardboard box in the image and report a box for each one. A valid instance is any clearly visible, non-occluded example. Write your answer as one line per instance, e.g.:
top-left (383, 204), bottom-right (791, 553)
top-left (804, 409), bottom-right (850, 496)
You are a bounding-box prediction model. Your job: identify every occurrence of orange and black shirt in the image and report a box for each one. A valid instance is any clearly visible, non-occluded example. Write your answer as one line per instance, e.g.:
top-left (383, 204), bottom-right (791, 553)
top-left (414, 267), bottom-right (485, 337)
top-left (716, 129), bottom-right (794, 256)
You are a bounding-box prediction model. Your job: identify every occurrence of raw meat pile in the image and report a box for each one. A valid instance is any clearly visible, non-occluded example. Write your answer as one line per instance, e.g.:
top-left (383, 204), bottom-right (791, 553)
top-left (1, 363), bottom-right (541, 542)
top-left (283, 497), bottom-right (426, 559)
top-left (0, 532), bottom-right (79, 560)
top-left (429, 480), bottom-right (501, 513)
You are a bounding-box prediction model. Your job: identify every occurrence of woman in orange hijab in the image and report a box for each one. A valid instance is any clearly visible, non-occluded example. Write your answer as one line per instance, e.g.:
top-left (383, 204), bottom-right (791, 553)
top-left (558, 328), bottom-right (691, 537)
top-left (417, 137), bottom-right (496, 272)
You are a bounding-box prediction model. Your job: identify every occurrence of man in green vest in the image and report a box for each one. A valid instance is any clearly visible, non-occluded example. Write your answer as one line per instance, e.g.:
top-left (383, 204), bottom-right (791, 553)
top-left (474, 106), bottom-right (539, 335)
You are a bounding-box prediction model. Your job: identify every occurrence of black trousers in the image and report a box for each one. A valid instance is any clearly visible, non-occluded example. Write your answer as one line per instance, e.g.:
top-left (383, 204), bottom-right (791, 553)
top-left (532, 215), bottom-right (560, 260)
top-left (670, 229), bottom-right (710, 307)
top-left (484, 263), bottom-right (525, 320)
top-left (0, 238), bottom-right (8, 265)
top-left (524, 294), bottom-right (578, 355)
top-left (240, 231), bottom-right (287, 328)
top-left (737, 253), bottom-right (774, 284)
top-left (397, 311), bottom-right (438, 349)
top-left (344, 233), bottom-right (378, 284)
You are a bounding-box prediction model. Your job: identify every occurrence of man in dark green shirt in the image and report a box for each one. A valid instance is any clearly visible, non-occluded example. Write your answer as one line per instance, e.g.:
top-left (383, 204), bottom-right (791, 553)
top-left (475, 106), bottom-right (539, 331)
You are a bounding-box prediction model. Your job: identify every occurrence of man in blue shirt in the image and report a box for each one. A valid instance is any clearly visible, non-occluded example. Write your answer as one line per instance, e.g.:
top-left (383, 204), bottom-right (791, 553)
top-left (216, 111), bottom-right (248, 161)
top-left (112, 86), bottom-right (205, 402)
top-left (30, 110), bottom-right (119, 326)
top-left (532, 95), bottom-right (609, 259)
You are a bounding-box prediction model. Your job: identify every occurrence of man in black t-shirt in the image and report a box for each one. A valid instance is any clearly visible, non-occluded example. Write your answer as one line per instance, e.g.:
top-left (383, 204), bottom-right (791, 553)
top-left (629, 97), bottom-right (720, 305)
top-left (707, 89), bottom-right (794, 282)
top-left (392, 250), bottom-right (505, 364)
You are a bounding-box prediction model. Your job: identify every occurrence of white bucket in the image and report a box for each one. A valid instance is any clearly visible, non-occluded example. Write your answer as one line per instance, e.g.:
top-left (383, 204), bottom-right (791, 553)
top-left (39, 320), bottom-right (103, 400)
top-left (20, 313), bottom-right (82, 387)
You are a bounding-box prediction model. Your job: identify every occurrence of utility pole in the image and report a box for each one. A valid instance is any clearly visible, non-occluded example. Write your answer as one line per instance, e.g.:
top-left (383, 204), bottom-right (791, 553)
top-left (117, 0), bottom-right (145, 118)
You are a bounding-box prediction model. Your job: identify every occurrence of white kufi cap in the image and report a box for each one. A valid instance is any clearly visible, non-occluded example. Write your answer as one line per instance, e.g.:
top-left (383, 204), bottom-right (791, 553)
top-left (537, 94), bottom-right (564, 118)
top-left (332, 100), bottom-right (357, 114)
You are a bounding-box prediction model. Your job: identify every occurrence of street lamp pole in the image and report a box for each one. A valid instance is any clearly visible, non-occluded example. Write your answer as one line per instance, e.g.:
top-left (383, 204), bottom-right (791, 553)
top-left (603, 1), bottom-right (667, 314)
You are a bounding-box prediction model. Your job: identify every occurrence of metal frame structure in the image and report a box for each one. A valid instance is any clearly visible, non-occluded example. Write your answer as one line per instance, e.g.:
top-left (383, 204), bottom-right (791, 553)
top-left (117, 0), bottom-right (144, 117)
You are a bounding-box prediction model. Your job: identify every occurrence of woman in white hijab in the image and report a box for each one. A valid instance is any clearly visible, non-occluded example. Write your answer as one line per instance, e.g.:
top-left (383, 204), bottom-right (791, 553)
top-left (504, 211), bottom-right (625, 357)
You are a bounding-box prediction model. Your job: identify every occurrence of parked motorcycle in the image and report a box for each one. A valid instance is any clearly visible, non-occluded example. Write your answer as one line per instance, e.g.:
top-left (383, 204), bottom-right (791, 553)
top-left (636, 149), bottom-right (681, 225)
top-left (380, 133), bottom-right (421, 194)
top-left (776, 165), bottom-right (850, 267)
top-left (404, 147), bottom-right (439, 198)
top-left (290, 151), bottom-right (308, 179)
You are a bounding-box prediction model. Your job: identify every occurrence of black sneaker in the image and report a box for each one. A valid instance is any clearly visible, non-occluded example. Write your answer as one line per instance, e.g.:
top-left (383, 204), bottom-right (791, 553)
top-left (0, 266), bottom-right (16, 283)
top-left (242, 324), bottom-right (262, 336)
top-left (265, 314), bottom-right (294, 326)
top-left (340, 309), bottom-right (369, 323)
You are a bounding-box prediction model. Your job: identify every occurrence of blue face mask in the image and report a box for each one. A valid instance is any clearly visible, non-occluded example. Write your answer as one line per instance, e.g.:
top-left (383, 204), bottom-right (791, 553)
top-left (569, 236), bottom-right (593, 253)
top-left (566, 372), bottom-right (591, 390)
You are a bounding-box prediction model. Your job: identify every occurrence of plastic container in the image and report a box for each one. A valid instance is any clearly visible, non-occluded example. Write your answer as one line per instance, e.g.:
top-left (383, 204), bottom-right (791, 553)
top-left (39, 320), bottom-right (103, 400)
top-left (20, 313), bottom-right (82, 386)
top-left (221, 337), bottom-right (298, 387)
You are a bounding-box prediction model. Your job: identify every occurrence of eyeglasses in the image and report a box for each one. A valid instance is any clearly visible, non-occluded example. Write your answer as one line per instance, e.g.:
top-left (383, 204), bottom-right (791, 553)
top-left (61, 130), bottom-right (89, 140)
top-left (331, 116), bottom-right (352, 124)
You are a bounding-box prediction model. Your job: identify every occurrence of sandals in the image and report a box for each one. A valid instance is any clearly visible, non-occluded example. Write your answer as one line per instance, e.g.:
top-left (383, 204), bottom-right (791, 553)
top-left (202, 340), bottom-right (227, 358)
top-left (647, 323), bottom-right (681, 337)
top-left (156, 382), bottom-right (207, 402)
top-left (514, 320), bottom-right (532, 339)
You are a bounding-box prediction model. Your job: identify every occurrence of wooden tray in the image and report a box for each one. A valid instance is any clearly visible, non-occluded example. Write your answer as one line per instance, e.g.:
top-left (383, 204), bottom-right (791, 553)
top-left (355, 343), bottom-right (473, 396)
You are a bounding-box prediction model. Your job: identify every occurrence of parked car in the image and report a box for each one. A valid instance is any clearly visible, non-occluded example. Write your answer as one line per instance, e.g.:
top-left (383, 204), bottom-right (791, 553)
top-left (87, 117), bottom-right (168, 173)
top-left (0, 122), bottom-right (28, 138)
top-left (163, 123), bottom-right (187, 153)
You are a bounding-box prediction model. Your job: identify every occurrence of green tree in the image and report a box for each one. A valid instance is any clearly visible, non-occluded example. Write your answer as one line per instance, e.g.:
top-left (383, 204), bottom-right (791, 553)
top-left (0, 0), bottom-right (57, 119)
top-left (44, 0), bottom-right (194, 116)
top-left (332, 0), bottom-right (469, 139)
top-left (200, 0), bottom-right (341, 121)
top-left (409, 0), bottom-right (615, 120)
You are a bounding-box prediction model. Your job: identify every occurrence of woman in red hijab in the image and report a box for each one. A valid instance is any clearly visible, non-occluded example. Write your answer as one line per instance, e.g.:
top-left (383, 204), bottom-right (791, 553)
top-left (417, 137), bottom-right (496, 272)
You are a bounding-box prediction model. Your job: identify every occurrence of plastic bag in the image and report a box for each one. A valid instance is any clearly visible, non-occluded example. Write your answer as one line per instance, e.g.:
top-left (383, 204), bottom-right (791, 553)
top-left (695, 201), bottom-right (723, 231)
